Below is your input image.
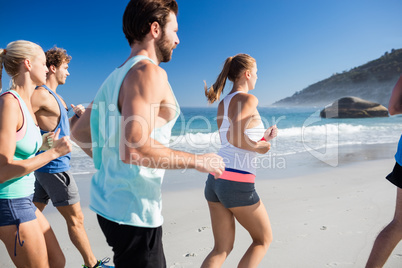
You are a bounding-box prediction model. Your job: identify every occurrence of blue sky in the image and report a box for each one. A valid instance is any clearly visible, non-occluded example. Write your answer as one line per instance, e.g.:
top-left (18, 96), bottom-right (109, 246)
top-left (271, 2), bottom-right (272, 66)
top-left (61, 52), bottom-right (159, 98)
top-left (1, 0), bottom-right (402, 107)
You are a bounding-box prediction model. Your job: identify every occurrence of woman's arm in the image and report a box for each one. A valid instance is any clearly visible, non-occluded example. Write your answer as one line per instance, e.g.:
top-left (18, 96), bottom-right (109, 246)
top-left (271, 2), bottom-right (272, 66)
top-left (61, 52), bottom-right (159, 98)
top-left (0, 95), bottom-right (71, 183)
top-left (227, 93), bottom-right (272, 154)
top-left (388, 75), bottom-right (402, 115)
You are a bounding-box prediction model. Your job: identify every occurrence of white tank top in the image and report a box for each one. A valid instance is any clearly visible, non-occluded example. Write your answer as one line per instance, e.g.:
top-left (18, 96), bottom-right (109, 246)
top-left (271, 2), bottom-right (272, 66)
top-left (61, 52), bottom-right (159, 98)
top-left (218, 91), bottom-right (265, 175)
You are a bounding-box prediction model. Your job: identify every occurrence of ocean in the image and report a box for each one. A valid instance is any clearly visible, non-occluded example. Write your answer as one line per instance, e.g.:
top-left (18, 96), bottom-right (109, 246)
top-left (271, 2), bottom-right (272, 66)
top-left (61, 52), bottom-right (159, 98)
top-left (70, 107), bottom-right (402, 175)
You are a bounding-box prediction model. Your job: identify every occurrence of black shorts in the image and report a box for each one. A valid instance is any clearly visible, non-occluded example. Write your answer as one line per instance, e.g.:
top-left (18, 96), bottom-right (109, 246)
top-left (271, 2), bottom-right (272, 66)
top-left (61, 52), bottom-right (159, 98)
top-left (386, 162), bottom-right (402, 188)
top-left (97, 215), bottom-right (166, 268)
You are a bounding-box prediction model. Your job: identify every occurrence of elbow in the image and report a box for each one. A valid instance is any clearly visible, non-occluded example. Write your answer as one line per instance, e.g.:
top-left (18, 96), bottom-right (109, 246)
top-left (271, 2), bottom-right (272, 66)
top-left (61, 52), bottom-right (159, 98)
top-left (120, 149), bottom-right (138, 165)
top-left (0, 167), bottom-right (22, 184)
top-left (0, 174), bottom-right (14, 184)
top-left (388, 107), bottom-right (396, 116)
top-left (388, 105), bottom-right (401, 116)
top-left (120, 146), bottom-right (148, 166)
top-left (119, 135), bottom-right (153, 165)
top-left (0, 162), bottom-right (13, 183)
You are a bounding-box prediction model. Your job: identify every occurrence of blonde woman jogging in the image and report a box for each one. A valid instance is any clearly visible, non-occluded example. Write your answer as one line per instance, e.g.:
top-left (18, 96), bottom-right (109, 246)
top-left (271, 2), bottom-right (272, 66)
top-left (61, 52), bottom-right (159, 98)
top-left (0, 40), bottom-right (71, 267)
top-left (202, 54), bottom-right (277, 268)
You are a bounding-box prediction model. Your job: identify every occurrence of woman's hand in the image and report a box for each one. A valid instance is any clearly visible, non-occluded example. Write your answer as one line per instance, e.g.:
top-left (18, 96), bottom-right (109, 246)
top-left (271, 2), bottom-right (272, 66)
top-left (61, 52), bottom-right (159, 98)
top-left (263, 125), bottom-right (278, 141)
top-left (39, 132), bottom-right (55, 151)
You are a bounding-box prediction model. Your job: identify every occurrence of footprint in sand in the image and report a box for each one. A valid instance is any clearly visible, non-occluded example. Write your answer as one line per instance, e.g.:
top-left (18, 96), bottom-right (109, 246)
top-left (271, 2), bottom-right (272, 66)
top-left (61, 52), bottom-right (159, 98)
top-left (198, 226), bottom-right (209, 232)
top-left (184, 253), bottom-right (197, 257)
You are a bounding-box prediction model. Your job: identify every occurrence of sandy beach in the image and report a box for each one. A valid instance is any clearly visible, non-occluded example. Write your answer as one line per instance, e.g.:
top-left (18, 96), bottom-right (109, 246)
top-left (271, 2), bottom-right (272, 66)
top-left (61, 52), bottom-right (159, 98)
top-left (1, 143), bottom-right (402, 267)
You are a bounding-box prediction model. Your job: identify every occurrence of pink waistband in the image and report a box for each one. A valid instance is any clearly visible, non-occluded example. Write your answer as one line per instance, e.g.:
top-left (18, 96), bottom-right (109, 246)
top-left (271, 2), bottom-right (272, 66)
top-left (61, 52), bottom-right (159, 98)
top-left (211, 170), bottom-right (256, 183)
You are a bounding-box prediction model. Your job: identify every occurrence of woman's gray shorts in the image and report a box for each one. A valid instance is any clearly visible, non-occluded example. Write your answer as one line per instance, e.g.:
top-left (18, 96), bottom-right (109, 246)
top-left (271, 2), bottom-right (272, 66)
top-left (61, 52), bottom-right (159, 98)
top-left (204, 174), bottom-right (260, 208)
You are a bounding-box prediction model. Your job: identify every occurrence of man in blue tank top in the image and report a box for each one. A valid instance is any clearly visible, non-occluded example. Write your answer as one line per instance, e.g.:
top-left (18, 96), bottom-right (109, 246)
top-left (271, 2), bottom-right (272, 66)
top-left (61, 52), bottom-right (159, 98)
top-left (71, 0), bottom-right (225, 266)
top-left (31, 47), bottom-right (112, 268)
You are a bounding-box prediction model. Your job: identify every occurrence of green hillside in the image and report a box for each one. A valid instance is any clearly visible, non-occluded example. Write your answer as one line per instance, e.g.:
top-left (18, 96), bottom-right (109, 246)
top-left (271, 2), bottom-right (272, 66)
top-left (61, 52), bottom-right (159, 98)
top-left (273, 49), bottom-right (402, 107)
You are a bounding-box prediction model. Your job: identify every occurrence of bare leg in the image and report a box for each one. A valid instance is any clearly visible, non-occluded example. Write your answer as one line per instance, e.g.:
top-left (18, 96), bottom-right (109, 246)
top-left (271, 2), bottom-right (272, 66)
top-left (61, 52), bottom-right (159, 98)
top-left (201, 201), bottom-right (236, 268)
top-left (33, 201), bottom-right (47, 212)
top-left (366, 187), bottom-right (402, 268)
top-left (36, 209), bottom-right (65, 268)
top-left (0, 209), bottom-right (64, 268)
top-left (230, 201), bottom-right (272, 268)
top-left (57, 202), bottom-right (98, 267)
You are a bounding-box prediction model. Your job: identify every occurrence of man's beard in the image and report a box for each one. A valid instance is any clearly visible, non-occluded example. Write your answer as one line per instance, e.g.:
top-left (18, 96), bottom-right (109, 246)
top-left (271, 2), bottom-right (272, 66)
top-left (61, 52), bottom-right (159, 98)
top-left (155, 30), bottom-right (173, 63)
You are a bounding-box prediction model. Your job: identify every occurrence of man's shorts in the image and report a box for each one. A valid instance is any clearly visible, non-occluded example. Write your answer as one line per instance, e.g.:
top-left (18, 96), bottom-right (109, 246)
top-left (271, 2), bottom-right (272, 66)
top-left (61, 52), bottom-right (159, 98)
top-left (33, 170), bottom-right (80, 207)
top-left (204, 173), bottom-right (260, 208)
top-left (386, 162), bottom-right (402, 189)
top-left (97, 215), bottom-right (166, 268)
top-left (0, 194), bottom-right (37, 226)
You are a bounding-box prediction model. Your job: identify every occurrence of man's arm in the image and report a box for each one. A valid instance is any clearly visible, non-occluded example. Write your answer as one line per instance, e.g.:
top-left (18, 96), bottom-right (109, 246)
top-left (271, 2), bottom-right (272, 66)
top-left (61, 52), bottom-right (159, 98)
top-left (31, 87), bottom-right (48, 114)
top-left (69, 103), bottom-right (86, 129)
top-left (70, 102), bottom-right (93, 157)
top-left (119, 61), bottom-right (224, 176)
top-left (389, 75), bottom-right (402, 115)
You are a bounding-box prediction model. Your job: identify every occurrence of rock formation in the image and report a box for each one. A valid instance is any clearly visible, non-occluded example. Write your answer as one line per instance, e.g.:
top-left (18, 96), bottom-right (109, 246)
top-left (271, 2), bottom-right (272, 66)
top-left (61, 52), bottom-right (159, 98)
top-left (320, 96), bottom-right (389, 118)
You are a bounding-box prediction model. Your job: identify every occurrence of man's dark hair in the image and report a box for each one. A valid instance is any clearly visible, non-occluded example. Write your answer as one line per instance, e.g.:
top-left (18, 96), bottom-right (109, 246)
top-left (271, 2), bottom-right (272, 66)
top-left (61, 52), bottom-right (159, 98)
top-left (123, 0), bottom-right (178, 46)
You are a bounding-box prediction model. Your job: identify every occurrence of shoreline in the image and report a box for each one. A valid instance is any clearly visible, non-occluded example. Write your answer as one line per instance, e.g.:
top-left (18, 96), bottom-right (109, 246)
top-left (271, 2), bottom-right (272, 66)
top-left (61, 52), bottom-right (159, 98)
top-left (1, 142), bottom-right (401, 267)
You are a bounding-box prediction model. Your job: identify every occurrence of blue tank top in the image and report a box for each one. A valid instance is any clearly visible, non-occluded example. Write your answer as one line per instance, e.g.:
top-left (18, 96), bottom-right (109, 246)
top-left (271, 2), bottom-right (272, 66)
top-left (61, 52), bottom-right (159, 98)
top-left (36, 85), bottom-right (71, 173)
top-left (395, 135), bottom-right (402, 166)
top-left (0, 90), bottom-right (42, 199)
top-left (90, 55), bottom-right (180, 227)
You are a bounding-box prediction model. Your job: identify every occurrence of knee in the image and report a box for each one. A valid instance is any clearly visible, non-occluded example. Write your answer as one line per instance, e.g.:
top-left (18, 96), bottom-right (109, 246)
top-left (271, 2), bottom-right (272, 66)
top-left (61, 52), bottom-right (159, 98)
top-left (389, 219), bottom-right (402, 235)
top-left (213, 243), bottom-right (234, 256)
top-left (265, 233), bottom-right (273, 246)
top-left (66, 211), bottom-right (85, 227)
top-left (50, 254), bottom-right (66, 268)
top-left (262, 236), bottom-right (273, 249)
top-left (267, 235), bottom-right (273, 249)
top-left (254, 233), bottom-right (273, 250)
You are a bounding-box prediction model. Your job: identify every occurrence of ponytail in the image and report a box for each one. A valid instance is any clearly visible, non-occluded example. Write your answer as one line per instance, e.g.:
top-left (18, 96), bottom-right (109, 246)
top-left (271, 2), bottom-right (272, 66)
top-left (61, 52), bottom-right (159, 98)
top-left (204, 54), bottom-right (255, 104)
top-left (204, 56), bottom-right (233, 104)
